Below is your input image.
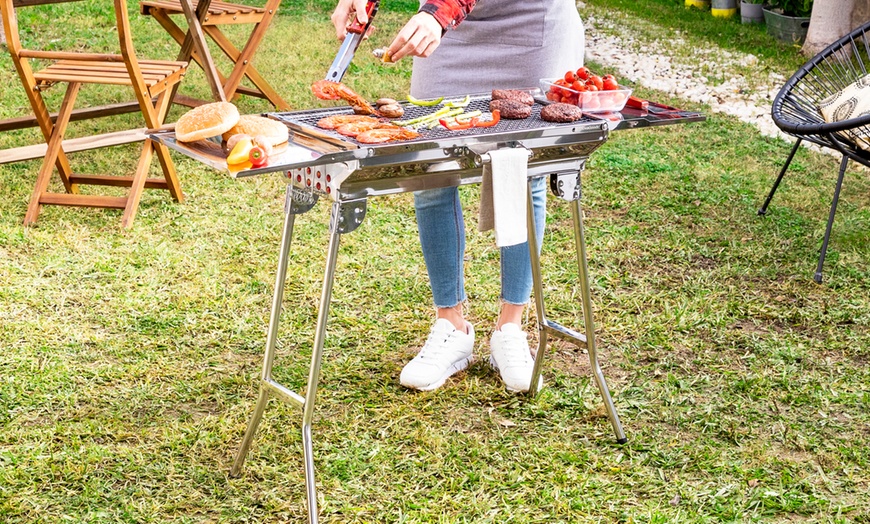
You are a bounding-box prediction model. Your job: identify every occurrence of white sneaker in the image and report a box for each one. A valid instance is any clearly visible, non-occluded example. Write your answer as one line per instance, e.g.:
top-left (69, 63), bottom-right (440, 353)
top-left (489, 323), bottom-right (543, 393)
top-left (400, 318), bottom-right (475, 391)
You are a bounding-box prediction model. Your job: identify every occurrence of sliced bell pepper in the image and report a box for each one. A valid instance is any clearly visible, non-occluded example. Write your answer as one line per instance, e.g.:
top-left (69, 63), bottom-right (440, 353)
top-left (407, 95), bottom-right (444, 107)
top-left (439, 117), bottom-right (477, 131)
top-left (445, 95), bottom-right (471, 108)
top-left (473, 110), bottom-right (500, 128)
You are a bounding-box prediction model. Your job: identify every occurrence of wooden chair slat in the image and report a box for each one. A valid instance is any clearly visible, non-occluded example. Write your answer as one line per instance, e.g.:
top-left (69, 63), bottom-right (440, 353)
top-left (39, 193), bottom-right (129, 209)
top-left (0, 128), bottom-right (147, 164)
top-left (141, 0), bottom-right (261, 16)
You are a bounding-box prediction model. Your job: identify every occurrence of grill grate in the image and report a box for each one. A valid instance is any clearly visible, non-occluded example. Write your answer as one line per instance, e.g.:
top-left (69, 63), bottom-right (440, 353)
top-left (272, 96), bottom-right (602, 146)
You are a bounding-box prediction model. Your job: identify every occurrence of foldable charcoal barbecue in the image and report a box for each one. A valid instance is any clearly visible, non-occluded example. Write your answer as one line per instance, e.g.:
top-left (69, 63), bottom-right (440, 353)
top-left (152, 93), bottom-right (703, 523)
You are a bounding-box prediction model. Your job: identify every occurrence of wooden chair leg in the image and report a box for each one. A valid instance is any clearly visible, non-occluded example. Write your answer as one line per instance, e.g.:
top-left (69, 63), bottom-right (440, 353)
top-left (24, 82), bottom-right (81, 226)
top-left (26, 84), bottom-right (79, 194)
top-left (121, 139), bottom-right (157, 229)
top-left (178, 0), bottom-right (225, 102)
top-left (150, 90), bottom-right (184, 203)
top-left (154, 141), bottom-right (184, 203)
top-left (205, 26), bottom-right (290, 110)
top-left (214, 0), bottom-right (278, 100)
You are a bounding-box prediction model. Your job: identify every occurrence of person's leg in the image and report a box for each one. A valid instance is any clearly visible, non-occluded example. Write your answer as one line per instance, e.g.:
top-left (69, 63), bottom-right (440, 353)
top-left (490, 177), bottom-right (547, 392)
top-left (499, 176), bottom-right (547, 322)
top-left (400, 187), bottom-right (474, 391)
top-left (414, 186), bottom-right (468, 330)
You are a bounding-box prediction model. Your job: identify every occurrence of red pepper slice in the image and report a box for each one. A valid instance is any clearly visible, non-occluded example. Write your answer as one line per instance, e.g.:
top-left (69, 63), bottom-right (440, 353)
top-left (439, 117), bottom-right (474, 131)
top-left (249, 145), bottom-right (268, 167)
top-left (473, 110), bottom-right (500, 128)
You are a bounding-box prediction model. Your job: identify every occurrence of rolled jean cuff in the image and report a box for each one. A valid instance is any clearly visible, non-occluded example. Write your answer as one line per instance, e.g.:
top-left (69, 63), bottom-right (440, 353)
top-left (433, 299), bottom-right (465, 310)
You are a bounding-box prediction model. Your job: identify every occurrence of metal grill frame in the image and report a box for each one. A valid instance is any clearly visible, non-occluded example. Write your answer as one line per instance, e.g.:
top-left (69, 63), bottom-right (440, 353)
top-left (150, 95), bottom-right (705, 524)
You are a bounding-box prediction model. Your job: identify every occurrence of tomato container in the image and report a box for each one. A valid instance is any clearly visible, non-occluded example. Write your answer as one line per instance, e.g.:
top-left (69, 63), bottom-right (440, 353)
top-left (540, 78), bottom-right (632, 113)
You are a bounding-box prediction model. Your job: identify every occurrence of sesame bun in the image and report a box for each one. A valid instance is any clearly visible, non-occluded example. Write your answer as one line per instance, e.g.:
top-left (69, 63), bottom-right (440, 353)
top-left (175, 102), bottom-right (240, 142)
top-left (221, 115), bottom-right (289, 146)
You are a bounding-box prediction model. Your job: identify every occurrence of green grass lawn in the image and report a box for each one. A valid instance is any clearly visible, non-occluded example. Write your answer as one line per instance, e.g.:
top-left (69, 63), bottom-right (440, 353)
top-left (1, 1), bottom-right (869, 523)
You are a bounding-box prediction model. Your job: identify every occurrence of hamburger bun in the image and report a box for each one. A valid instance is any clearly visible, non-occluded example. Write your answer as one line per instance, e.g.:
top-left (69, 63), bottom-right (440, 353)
top-left (221, 115), bottom-right (289, 146)
top-left (175, 102), bottom-right (240, 142)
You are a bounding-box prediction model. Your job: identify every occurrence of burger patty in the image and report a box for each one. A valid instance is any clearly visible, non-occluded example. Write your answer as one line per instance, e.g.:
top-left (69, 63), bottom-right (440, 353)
top-left (540, 102), bottom-right (584, 123)
top-left (491, 89), bottom-right (534, 106)
top-left (489, 99), bottom-right (532, 119)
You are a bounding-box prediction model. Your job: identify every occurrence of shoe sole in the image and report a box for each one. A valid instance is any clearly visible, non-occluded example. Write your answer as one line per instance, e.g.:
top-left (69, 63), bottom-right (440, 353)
top-left (401, 355), bottom-right (473, 392)
top-left (489, 355), bottom-right (544, 393)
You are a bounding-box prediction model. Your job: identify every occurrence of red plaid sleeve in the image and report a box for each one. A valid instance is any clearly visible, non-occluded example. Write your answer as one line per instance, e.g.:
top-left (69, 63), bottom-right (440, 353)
top-left (419, 0), bottom-right (477, 31)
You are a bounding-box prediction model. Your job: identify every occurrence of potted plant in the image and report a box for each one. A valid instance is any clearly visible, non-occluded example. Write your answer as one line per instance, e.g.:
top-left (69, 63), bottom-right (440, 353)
top-left (685, 0), bottom-right (711, 9)
top-left (712, 0), bottom-right (738, 17)
top-left (763, 0), bottom-right (813, 43)
top-left (740, 0), bottom-right (765, 24)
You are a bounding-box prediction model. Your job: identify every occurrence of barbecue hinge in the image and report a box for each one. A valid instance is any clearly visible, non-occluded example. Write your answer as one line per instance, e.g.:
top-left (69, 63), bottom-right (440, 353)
top-left (330, 198), bottom-right (367, 234)
top-left (285, 186), bottom-right (319, 215)
top-left (549, 163), bottom-right (585, 202)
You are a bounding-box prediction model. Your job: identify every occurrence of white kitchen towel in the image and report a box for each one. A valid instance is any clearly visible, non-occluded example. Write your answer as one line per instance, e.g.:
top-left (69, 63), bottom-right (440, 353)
top-left (485, 147), bottom-right (529, 247)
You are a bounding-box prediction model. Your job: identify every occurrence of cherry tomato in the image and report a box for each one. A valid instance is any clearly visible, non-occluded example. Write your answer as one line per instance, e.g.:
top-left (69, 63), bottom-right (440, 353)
top-left (571, 80), bottom-right (584, 92)
top-left (564, 71), bottom-right (577, 83)
top-left (585, 84), bottom-right (599, 92)
top-left (588, 75), bottom-right (604, 91)
top-left (582, 92), bottom-right (600, 110)
top-left (575, 67), bottom-right (590, 81)
top-left (602, 74), bottom-right (619, 91)
top-left (249, 145), bottom-right (268, 167)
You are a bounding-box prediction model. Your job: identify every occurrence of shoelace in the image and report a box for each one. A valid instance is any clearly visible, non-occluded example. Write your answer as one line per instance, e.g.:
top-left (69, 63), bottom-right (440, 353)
top-left (497, 334), bottom-right (533, 367)
top-left (418, 326), bottom-right (460, 360)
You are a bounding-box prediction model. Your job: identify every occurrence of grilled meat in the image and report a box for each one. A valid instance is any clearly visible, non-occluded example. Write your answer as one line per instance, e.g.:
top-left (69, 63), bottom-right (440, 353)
top-left (491, 89), bottom-right (534, 106)
top-left (540, 102), bottom-right (583, 123)
top-left (489, 99), bottom-right (532, 119)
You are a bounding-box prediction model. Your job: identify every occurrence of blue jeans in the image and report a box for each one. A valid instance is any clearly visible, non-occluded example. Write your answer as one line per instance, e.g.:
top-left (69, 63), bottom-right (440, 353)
top-left (413, 177), bottom-right (547, 308)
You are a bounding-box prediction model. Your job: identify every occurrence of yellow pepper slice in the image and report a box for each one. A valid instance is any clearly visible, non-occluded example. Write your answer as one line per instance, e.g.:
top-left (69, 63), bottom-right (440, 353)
top-left (407, 95), bottom-right (444, 107)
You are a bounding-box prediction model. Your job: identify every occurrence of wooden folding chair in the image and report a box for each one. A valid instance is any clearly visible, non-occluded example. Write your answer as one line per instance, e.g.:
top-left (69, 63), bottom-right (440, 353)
top-left (140, 0), bottom-right (289, 110)
top-left (1, 0), bottom-right (188, 228)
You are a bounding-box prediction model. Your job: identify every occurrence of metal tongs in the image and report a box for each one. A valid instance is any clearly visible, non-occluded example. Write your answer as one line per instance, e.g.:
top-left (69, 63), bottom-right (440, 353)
top-left (325, 0), bottom-right (380, 82)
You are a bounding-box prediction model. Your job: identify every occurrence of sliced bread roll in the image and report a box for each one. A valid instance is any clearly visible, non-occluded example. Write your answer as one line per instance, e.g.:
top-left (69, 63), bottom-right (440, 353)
top-left (221, 115), bottom-right (290, 146)
top-left (175, 102), bottom-right (240, 142)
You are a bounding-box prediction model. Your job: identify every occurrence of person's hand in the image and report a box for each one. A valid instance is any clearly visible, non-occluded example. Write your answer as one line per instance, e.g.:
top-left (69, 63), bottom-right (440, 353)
top-left (384, 12), bottom-right (443, 62)
top-left (331, 0), bottom-right (371, 40)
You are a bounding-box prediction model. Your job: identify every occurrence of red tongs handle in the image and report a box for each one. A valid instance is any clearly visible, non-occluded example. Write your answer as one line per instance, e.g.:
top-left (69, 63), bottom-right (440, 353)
top-left (626, 96), bottom-right (649, 110)
top-left (348, 0), bottom-right (379, 34)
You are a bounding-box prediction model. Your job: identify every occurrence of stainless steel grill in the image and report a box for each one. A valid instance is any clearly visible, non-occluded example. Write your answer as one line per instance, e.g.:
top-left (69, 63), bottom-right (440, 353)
top-left (265, 95), bottom-right (609, 198)
top-left (151, 92), bottom-right (703, 524)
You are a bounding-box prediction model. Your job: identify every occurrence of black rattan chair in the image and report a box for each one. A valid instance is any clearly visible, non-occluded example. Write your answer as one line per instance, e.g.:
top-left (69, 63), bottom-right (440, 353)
top-left (759, 20), bottom-right (870, 283)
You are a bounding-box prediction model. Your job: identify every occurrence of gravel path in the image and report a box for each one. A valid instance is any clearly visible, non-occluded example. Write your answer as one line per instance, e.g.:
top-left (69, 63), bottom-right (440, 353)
top-left (580, 6), bottom-right (791, 141)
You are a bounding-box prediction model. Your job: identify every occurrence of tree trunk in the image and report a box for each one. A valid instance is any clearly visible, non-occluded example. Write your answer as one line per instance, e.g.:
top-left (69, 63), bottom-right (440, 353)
top-left (802, 0), bottom-right (856, 56)
top-left (854, 0), bottom-right (870, 27)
